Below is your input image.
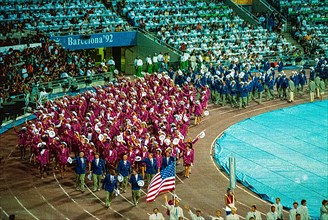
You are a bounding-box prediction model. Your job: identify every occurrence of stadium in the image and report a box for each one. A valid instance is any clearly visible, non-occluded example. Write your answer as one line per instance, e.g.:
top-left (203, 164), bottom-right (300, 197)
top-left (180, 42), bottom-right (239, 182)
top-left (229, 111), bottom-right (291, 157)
top-left (0, 0), bottom-right (327, 220)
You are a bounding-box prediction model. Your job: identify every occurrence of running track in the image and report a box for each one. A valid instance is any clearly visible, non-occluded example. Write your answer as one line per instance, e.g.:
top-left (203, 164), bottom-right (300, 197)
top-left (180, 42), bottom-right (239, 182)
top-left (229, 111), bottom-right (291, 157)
top-left (0, 86), bottom-right (326, 220)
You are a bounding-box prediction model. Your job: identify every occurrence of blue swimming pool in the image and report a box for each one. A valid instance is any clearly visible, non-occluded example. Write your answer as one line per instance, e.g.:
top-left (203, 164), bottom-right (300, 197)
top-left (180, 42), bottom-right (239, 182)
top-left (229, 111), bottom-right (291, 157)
top-left (214, 100), bottom-right (328, 219)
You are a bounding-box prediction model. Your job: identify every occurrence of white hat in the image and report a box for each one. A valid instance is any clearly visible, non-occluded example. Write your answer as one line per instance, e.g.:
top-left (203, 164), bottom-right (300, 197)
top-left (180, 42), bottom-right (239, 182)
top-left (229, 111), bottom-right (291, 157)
top-left (118, 174), bottom-right (123, 182)
top-left (135, 156), bottom-right (142, 162)
top-left (137, 180), bottom-right (145, 187)
top-left (173, 138), bottom-right (179, 145)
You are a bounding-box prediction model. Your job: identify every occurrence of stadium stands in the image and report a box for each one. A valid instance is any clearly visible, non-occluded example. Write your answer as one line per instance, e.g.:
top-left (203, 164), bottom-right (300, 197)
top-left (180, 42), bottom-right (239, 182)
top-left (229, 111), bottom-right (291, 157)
top-left (122, 0), bottom-right (296, 63)
top-left (0, 39), bottom-right (101, 118)
top-left (0, 0), bottom-right (325, 127)
top-left (268, 0), bottom-right (328, 56)
top-left (0, 0), bottom-right (130, 45)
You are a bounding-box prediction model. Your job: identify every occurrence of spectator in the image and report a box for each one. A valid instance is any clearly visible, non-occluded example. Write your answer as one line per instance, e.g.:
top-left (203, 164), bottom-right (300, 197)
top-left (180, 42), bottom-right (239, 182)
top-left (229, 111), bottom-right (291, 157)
top-left (298, 200), bottom-right (310, 220)
top-left (149, 208), bottom-right (165, 220)
top-left (246, 205), bottom-right (262, 220)
top-left (266, 206), bottom-right (278, 220)
top-left (164, 194), bottom-right (184, 220)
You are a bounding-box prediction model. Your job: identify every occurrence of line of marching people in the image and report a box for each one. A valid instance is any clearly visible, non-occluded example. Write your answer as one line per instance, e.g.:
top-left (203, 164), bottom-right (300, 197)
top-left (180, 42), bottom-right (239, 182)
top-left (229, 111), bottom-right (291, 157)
top-left (13, 73), bottom-right (208, 209)
top-left (147, 192), bottom-right (327, 220)
top-left (168, 57), bottom-right (327, 108)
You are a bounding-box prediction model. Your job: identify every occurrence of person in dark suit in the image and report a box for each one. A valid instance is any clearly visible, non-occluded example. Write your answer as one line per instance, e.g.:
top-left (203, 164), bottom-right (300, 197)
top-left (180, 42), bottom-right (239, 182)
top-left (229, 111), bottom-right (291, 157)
top-left (161, 149), bottom-right (175, 170)
top-left (75, 151), bottom-right (87, 193)
top-left (91, 152), bottom-right (106, 192)
top-left (143, 153), bottom-right (158, 185)
top-left (129, 168), bottom-right (143, 206)
top-left (117, 154), bottom-right (131, 193)
top-left (102, 169), bottom-right (118, 208)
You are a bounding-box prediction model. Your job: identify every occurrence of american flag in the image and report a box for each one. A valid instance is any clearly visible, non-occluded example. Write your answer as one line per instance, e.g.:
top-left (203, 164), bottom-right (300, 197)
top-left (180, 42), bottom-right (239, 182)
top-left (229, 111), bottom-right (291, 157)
top-left (146, 162), bottom-right (175, 202)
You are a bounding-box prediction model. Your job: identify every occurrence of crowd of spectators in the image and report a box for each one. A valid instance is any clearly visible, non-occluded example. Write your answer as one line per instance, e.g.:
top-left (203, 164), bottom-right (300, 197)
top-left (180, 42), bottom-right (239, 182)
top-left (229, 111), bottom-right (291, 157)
top-left (268, 0), bottom-right (328, 56)
top-left (253, 11), bottom-right (284, 33)
top-left (0, 0), bottom-right (131, 46)
top-left (0, 38), bottom-right (99, 103)
top-left (121, 0), bottom-right (296, 63)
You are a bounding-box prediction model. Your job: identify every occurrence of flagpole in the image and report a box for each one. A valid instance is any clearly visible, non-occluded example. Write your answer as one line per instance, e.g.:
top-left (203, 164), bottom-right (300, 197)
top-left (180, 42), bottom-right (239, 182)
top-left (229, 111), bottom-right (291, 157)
top-left (173, 152), bottom-right (177, 205)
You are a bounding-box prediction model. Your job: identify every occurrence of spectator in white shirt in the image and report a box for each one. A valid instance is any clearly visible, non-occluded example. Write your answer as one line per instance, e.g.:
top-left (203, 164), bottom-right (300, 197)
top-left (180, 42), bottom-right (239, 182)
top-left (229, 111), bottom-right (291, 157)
top-left (184, 204), bottom-right (205, 220)
top-left (274, 198), bottom-right (284, 220)
top-left (211, 209), bottom-right (224, 220)
top-left (149, 207), bottom-right (165, 220)
top-left (246, 205), bottom-right (262, 220)
top-left (298, 200), bottom-right (310, 220)
top-left (164, 194), bottom-right (184, 220)
top-left (289, 202), bottom-right (299, 220)
top-left (226, 208), bottom-right (240, 220)
top-left (267, 206), bottom-right (278, 220)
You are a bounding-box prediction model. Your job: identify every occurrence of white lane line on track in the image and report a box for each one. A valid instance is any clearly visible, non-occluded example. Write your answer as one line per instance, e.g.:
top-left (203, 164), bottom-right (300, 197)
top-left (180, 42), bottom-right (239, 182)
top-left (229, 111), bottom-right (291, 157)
top-left (53, 173), bottom-right (100, 219)
top-left (209, 105), bottom-right (224, 112)
top-left (141, 189), bottom-right (147, 196)
top-left (232, 102), bottom-right (286, 118)
top-left (0, 207), bottom-right (9, 217)
top-left (84, 185), bottom-right (126, 219)
top-left (14, 196), bottom-right (39, 220)
top-left (232, 99), bottom-right (306, 118)
top-left (6, 149), bottom-right (38, 219)
top-left (33, 185), bottom-right (70, 220)
top-left (175, 174), bottom-right (184, 184)
top-left (218, 108), bottom-right (239, 115)
top-left (119, 193), bottom-right (135, 206)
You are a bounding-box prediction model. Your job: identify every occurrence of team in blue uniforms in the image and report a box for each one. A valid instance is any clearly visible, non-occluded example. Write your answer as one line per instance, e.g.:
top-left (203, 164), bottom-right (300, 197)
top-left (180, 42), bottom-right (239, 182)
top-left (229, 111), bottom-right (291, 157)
top-left (277, 59), bottom-right (284, 73)
top-left (230, 80), bottom-right (238, 108)
top-left (239, 82), bottom-right (248, 108)
top-left (267, 75), bottom-right (275, 100)
top-left (256, 78), bottom-right (265, 104)
top-left (163, 56), bottom-right (327, 108)
top-left (299, 68), bottom-right (307, 95)
top-left (291, 71), bottom-right (300, 96)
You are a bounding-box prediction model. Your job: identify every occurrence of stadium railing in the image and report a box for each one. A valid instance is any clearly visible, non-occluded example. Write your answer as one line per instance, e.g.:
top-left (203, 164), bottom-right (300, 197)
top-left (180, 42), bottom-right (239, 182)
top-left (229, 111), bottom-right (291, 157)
top-left (137, 28), bottom-right (183, 56)
top-left (0, 72), bottom-right (110, 125)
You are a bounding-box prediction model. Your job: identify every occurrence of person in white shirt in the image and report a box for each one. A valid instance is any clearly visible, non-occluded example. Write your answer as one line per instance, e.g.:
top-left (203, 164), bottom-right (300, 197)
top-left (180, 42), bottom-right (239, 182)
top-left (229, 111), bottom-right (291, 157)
top-left (184, 52), bottom-right (190, 70)
top-left (152, 53), bottom-right (159, 72)
top-left (274, 198), bottom-right (284, 220)
top-left (298, 200), bottom-right (310, 220)
top-left (136, 57), bottom-right (143, 77)
top-left (164, 194), bottom-right (184, 220)
top-left (107, 57), bottom-right (115, 73)
top-left (289, 202), bottom-right (299, 220)
top-left (226, 208), bottom-right (240, 220)
top-left (149, 207), bottom-right (165, 220)
top-left (320, 199), bottom-right (328, 220)
top-left (246, 205), bottom-right (262, 220)
top-left (157, 52), bottom-right (164, 72)
top-left (211, 209), bottom-right (224, 220)
top-left (146, 55), bottom-right (153, 73)
top-left (267, 206), bottom-right (278, 220)
top-left (184, 204), bottom-right (205, 220)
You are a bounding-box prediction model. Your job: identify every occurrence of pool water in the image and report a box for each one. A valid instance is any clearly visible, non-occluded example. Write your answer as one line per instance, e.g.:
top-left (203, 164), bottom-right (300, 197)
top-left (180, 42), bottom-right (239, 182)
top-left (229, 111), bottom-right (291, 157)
top-left (214, 100), bottom-right (328, 219)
